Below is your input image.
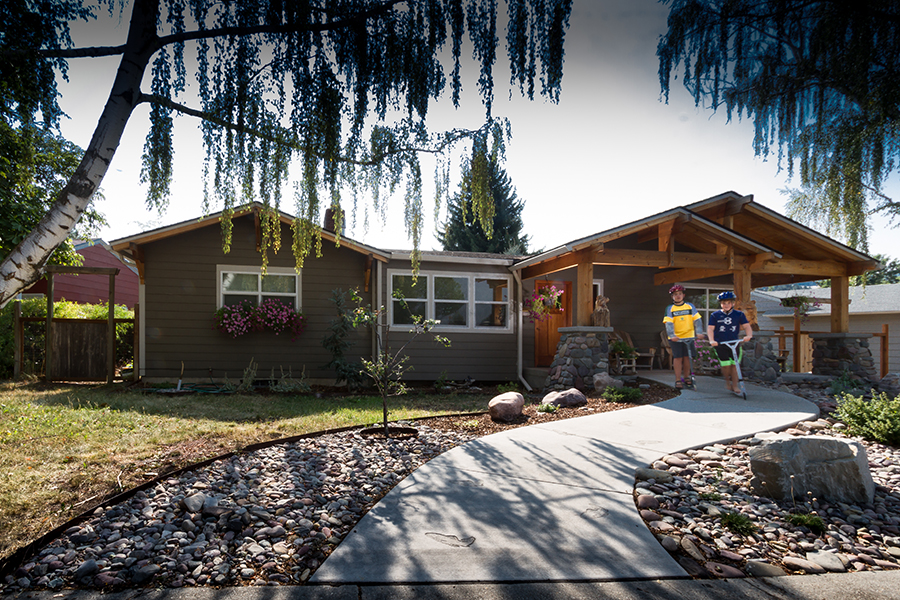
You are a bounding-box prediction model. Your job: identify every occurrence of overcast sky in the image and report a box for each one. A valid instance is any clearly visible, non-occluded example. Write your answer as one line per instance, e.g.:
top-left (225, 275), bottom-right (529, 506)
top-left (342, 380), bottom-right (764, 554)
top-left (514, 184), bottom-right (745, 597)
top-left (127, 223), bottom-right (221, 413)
top-left (57, 0), bottom-right (900, 260)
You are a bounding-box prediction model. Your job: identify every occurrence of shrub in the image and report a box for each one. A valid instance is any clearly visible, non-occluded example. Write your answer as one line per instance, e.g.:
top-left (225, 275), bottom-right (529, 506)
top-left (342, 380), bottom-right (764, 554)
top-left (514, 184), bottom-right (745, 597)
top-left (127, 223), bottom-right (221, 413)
top-left (537, 403), bottom-right (558, 413)
top-left (787, 512), bottom-right (825, 534)
top-left (835, 391), bottom-right (900, 446)
top-left (602, 386), bottom-right (642, 403)
top-left (721, 511), bottom-right (757, 535)
top-left (498, 382), bottom-right (521, 393)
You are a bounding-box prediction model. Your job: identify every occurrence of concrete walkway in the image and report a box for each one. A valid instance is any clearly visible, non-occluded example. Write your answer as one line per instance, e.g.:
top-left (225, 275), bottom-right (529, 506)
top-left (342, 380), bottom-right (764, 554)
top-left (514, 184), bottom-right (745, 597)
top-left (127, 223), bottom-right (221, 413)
top-left (311, 373), bottom-right (819, 584)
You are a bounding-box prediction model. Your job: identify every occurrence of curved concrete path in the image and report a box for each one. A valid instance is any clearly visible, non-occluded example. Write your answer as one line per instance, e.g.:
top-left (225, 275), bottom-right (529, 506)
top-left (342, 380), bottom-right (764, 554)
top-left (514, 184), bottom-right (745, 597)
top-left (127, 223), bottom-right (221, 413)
top-left (312, 373), bottom-right (819, 584)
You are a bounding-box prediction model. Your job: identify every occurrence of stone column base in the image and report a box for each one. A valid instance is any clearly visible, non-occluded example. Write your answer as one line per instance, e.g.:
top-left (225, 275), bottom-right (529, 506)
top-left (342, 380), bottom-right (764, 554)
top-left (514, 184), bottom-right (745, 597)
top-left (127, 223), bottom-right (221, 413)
top-left (544, 327), bottom-right (612, 392)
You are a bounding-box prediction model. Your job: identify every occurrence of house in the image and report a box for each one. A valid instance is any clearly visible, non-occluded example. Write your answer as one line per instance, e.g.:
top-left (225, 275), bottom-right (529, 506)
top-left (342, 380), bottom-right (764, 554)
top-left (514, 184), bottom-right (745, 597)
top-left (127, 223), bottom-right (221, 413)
top-left (23, 239), bottom-right (140, 308)
top-left (753, 285), bottom-right (900, 376)
top-left (110, 192), bottom-right (882, 386)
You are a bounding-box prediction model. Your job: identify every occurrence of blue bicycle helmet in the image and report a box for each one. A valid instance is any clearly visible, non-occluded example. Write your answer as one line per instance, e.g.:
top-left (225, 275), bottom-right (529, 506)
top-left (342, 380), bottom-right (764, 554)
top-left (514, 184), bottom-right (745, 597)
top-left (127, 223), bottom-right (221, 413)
top-left (717, 291), bottom-right (737, 301)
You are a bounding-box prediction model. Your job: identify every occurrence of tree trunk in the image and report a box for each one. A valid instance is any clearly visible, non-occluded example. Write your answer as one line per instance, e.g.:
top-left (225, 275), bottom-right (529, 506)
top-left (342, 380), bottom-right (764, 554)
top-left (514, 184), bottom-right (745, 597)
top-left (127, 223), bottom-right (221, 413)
top-left (0, 0), bottom-right (158, 308)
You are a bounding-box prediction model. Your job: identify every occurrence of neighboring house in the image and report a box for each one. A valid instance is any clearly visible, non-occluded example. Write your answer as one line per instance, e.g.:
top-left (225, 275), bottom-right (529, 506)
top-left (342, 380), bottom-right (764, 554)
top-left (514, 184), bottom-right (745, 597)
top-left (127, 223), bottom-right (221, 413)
top-left (110, 192), bottom-right (881, 386)
top-left (754, 285), bottom-right (900, 375)
top-left (23, 239), bottom-right (140, 308)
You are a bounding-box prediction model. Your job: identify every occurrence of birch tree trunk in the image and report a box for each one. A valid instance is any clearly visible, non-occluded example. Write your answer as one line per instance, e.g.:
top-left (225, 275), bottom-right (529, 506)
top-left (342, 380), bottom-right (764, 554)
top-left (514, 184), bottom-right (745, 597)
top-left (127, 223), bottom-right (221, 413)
top-left (0, 0), bottom-right (158, 309)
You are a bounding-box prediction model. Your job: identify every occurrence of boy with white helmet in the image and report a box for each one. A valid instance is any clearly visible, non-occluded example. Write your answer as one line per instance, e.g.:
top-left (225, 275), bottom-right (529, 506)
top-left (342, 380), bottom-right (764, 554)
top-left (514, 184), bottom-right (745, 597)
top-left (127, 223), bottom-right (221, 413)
top-left (707, 291), bottom-right (754, 395)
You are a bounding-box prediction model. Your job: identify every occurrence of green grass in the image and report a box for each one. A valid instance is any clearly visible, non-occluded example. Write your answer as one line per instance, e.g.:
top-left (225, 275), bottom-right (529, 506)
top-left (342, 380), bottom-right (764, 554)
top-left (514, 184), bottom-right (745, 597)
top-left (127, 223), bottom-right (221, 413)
top-left (787, 512), bottom-right (826, 534)
top-left (0, 381), bottom-right (487, 561)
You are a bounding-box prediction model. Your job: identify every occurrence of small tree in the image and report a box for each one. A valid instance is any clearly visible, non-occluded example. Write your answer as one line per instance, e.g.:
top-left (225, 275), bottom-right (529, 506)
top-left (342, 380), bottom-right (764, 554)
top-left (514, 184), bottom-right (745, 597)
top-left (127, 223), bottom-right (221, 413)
top-left (347, 289), bottom-right (449, 436)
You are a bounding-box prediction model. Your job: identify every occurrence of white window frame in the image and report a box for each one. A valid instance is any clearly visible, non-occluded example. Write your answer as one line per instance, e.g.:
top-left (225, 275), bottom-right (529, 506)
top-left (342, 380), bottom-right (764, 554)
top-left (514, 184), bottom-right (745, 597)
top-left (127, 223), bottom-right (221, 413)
top-left (388, 269), bottom-right (513, 333)
top-left (683, 284), bottom-right (733, 328)
top-left (217, 265), bottom-right (301, 309)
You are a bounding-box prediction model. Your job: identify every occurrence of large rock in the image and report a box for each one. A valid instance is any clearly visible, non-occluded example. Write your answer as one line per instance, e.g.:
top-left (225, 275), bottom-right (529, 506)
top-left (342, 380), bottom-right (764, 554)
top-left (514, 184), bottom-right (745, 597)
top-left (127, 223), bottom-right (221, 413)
top-left (593, 372), bottom-right (623, 394)
top-left (542, 388), bottom-right (587, 408)
top-left (749, 435), bottom-right (874, 504)
top-left (488, 392), bottom-right (525, 422)
top-left (879, 372), bottom-right (900, 397)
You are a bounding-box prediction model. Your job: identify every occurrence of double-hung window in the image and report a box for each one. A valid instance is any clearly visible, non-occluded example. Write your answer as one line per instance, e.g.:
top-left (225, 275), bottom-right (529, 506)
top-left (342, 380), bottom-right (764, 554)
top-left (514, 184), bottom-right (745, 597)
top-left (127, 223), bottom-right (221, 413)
top-left (390, 271), bottom-right (511, 331)
top-left (218, 265), bottom-right (300, 309)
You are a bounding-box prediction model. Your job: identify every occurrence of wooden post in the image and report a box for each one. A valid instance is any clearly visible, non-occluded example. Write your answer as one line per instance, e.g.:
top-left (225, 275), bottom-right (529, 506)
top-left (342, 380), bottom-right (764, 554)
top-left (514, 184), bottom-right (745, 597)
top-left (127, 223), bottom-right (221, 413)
top-left (45, 273), bottom-right (54, 381)
top-left (133, 303), bottom-right (140, 382)
top-left (793, 313), bottom-right (802, 373)
top-left (13, 301), bottom-right (21, 378)
top-left (882, 323), bottom-right (890, 379)
top-left (778, 326), bottom-right (786, 353)
top-left (577, 259), bottom-right (593, 327)
top-left (107, 273), bottom-right (116, 384)
top-left (831, 276), bottom-right (850, 333)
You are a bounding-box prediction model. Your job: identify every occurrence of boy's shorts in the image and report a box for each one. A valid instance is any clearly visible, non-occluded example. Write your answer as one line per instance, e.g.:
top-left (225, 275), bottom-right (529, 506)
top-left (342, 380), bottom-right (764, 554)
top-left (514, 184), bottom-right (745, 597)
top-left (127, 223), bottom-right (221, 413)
top-left (670, 339), bottom-right (692, 358)
top-left (716, 344), bottom-right (742, 366)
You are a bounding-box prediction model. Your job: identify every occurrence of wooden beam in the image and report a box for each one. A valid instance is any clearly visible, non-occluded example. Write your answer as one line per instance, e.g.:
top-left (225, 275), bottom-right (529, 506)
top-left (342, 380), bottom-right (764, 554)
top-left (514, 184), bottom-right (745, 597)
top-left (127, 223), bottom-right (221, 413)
top-left (749, 252), bottom-right (778, 270)
top-left (847, 259), bottom-right (881, 276)
top-left (723, 195), bottom-right (753, 216)
top-left (831, 276), bottom-right (850, 333)
top-left (576, 259), bottom-right (593, 327)
top-left (521, 246), bottom-right (596, 280)
top-left (749, 258), bottom-right (847, 277)
top-left (364, 255), bottom-right (373, 293)
top-left (129, 243), bottom-right (146, 284)
top-left (734, 270), bottom-right (752, 324)
top-left (654, 268), bottom-right (730, 286)
top-left (46, 266), bottom-right (119, 275)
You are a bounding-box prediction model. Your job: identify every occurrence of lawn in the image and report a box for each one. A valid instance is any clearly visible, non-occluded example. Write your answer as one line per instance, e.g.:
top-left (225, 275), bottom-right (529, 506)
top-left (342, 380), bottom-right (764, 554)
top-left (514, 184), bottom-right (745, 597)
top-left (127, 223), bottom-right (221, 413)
top-left (0, 380), bottom-right (489, 562)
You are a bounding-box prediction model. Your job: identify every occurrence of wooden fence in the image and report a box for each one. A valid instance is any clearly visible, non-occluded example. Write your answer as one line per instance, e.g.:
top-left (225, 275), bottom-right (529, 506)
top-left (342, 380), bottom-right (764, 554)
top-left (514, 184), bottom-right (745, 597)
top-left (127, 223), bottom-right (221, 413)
top-left (772, 324), bottom-right (890, 378)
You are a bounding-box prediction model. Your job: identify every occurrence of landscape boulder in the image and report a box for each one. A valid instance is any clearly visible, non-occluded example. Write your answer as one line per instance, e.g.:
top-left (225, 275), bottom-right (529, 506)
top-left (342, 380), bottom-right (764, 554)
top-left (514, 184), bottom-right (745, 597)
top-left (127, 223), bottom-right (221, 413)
top-left (748, 435), bottom-right (874, 505)
top-left (488, 391), bottom-right (525, 422)
top-left (879, 373), bottom-right (900, 397)
top-left (542, 388), bottom-right (587, 408)
top-left (593, 372), bottom-right (623, 394)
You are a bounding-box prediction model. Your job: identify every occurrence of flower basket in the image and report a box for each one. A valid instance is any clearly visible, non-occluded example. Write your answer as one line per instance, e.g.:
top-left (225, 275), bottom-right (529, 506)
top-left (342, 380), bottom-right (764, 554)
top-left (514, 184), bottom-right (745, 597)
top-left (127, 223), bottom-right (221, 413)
top-left (214, 298), bottom-right (306, 340)
top-left (525, 285), bottom-right (564, 323)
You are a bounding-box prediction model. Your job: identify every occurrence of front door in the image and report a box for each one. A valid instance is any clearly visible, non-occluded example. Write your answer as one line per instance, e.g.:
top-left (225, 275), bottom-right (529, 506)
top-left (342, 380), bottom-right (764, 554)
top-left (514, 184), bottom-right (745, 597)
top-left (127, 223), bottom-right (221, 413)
top-left (534, 280), bottom-right (572, 367)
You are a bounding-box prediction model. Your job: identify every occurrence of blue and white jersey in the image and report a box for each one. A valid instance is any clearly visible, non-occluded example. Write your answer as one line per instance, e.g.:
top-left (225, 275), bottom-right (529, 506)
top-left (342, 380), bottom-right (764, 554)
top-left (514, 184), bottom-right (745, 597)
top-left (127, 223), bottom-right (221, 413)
top-left (708, 309), bottom-right (749, 342)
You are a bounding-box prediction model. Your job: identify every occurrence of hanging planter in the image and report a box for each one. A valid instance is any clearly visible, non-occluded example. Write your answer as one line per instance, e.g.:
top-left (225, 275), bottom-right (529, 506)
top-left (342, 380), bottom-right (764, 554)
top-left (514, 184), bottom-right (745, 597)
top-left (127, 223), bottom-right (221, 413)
top-left (780, 295), bottom-right (821, 323)
top-left (525, 285), bottom-right (564, 323)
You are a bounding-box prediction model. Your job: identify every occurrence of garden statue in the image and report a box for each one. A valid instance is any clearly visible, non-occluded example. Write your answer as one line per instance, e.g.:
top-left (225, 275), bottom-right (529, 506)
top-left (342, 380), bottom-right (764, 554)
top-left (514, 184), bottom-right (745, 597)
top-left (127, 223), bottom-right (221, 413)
top-left (592, 295), bottom-right (611, 327)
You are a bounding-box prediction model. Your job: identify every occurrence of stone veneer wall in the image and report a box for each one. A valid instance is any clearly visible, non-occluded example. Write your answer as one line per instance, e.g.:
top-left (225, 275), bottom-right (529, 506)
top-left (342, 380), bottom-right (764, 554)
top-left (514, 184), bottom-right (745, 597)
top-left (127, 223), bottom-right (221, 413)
top-left (810, 333), bottom-right (879, 383)
top-left (544, 327), bottom-right (612, 392)
top-left (738, 331), bottom-right (782, 382)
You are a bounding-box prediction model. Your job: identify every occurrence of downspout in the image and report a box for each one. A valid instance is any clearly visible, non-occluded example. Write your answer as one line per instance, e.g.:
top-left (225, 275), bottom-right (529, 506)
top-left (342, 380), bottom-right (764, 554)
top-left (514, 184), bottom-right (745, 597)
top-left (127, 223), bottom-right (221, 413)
top-left (513, 270), bottom-right (533, 392)
top-left (374, 260), bottom-right (383, 360)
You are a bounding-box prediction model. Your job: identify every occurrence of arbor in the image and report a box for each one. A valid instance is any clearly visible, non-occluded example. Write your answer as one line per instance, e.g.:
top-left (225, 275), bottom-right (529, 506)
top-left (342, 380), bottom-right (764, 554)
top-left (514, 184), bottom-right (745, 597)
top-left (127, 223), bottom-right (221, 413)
top-left (0, 0), bottom-right (573, 308)
top-left (438, 154), bottom-right (531, 254)
top-left (657, 0), bottom-right (900, 251)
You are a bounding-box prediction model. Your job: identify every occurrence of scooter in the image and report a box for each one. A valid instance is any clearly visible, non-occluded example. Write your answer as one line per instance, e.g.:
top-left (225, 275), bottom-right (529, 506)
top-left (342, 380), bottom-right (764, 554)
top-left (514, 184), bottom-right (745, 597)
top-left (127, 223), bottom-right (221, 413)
top-left (718, 338), bottom-right (747, 400)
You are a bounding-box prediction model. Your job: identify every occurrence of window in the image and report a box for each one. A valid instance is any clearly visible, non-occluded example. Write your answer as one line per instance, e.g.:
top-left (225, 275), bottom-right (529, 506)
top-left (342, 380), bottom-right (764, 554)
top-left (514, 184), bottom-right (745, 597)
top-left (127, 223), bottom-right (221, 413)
top-left (684, 285), bottom-right (731, 327)
top-left (390, 271), bottom-right (511, 331)
top-left (218, 265), bottom-right (300, 309)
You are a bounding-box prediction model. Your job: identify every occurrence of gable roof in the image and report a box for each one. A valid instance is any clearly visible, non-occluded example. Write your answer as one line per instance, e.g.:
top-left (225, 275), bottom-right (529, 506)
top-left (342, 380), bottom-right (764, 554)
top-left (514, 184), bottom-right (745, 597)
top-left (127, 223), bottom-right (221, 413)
top-left (510, 191), bottom-right (879, 288)
top-left (110, 203), bottom-right (391, 263)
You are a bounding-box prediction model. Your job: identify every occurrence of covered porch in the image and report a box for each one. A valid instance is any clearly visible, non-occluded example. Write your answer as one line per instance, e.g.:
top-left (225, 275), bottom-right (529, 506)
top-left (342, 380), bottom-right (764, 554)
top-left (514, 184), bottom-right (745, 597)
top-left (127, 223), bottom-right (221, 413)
top-left (512, 192), bottom-right (881, 391)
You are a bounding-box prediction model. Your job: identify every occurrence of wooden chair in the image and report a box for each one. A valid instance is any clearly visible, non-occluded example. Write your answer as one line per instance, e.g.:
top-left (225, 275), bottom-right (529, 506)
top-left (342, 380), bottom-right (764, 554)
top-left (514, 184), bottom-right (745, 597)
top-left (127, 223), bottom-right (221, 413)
top-left (614, 330), bottom-right (656, 370)
top-left (659, 331), bottom-right (673, 370)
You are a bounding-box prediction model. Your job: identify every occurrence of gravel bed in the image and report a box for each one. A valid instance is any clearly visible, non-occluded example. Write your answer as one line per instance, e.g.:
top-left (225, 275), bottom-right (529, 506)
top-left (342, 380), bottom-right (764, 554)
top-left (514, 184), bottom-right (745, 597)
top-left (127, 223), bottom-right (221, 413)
top-left (3, 426), bottom-right (477, 591)
top-left (635, 381), bottom-right (900, 578)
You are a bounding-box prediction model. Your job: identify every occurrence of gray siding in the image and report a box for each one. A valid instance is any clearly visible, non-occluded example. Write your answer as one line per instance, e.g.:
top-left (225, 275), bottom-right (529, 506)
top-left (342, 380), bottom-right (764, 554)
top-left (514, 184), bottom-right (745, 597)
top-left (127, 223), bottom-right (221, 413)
top-left (143, 216), bottom-right (372, 381)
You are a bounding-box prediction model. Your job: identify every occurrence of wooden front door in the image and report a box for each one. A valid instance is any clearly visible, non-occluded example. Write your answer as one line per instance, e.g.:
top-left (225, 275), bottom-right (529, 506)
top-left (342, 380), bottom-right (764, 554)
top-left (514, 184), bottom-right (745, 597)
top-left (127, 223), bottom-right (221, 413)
top-left (534, 281), bottom-right (572, 367)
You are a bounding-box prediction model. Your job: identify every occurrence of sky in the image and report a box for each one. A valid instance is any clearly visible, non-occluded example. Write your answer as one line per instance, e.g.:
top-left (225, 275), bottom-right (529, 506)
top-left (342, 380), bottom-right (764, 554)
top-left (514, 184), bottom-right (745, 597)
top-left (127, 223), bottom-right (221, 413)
top-left (56, 0), bottom-right (900, 260)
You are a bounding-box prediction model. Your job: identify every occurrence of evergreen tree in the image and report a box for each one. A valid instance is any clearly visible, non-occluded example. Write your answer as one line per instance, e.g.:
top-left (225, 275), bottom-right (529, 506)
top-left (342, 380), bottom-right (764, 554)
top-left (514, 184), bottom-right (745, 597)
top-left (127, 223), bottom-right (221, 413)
top-left (658, 0), bottom-right (900, 251)
top-left (438, 157), bottom-right (531, 254)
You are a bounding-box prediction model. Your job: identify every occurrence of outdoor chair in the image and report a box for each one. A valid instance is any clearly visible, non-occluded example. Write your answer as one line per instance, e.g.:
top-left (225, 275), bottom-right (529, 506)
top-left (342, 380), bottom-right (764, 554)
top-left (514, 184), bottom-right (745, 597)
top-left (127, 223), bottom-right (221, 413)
top-left (659, 331), bottom-right (673, 370)
top-left (608, 331), bottom-right (637, 375)
top-left (614, 330), bottom-right (656, 370)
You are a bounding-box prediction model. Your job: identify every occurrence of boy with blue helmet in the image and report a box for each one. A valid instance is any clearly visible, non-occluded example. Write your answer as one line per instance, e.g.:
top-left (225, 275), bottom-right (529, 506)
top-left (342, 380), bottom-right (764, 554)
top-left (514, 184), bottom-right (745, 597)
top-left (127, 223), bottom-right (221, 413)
top-left (663, 285), bottom-right (705, 389)
top-left (707, 291), bottom-right (753, 395)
